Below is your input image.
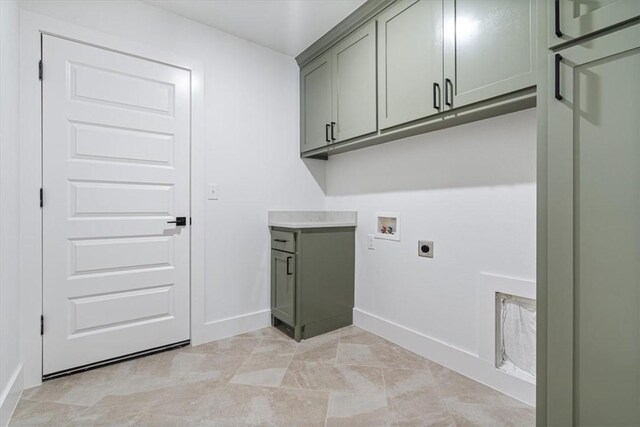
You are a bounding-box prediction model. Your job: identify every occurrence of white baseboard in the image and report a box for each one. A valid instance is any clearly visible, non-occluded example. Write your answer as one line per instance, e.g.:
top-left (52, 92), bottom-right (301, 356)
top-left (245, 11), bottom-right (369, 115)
top-left (0, 364), bottom-right (23, 427)
top-left (353, 308), bottom-right (535, 406)
top-left (192, 309), bottom-right (271, 346)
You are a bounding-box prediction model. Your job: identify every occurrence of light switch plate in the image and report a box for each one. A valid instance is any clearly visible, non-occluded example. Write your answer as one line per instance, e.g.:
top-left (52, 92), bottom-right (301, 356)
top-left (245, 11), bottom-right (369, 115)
top-left (367, 234), bottom-right (376, 250)
top-left (207, 184), bottom-right (219, 200)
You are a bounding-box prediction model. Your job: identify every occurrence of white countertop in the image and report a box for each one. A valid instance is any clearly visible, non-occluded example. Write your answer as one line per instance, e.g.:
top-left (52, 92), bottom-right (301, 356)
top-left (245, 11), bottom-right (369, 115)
top-left (268, 211), bottom-right (357, 229)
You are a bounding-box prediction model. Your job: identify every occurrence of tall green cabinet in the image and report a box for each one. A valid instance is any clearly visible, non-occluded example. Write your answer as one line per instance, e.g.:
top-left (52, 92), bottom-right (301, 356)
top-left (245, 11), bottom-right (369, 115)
top-left (539, 5), bottom-right (640, 426)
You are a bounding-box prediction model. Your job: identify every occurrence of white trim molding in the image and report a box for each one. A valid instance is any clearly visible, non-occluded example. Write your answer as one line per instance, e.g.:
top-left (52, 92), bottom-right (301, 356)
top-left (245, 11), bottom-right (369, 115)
top-left (19, 10), bottom-right (205, 389)
top-left (194, 310), bottom-right (271, 344)
top-left (353, 307), bottom-right (536, 406)
top-left (0, 364), bottom-right (23, 427)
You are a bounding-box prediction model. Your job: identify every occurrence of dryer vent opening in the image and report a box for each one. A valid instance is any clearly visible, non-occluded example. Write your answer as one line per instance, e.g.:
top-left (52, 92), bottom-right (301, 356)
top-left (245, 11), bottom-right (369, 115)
top-left (496, 292), bottom-right (536, 383)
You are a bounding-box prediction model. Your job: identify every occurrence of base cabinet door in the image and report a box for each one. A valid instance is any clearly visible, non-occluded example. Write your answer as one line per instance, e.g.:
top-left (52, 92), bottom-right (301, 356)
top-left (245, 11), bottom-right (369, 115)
top-left (443, 0), bottom-right (535, 109)
top-left (331, 21), bottom-right (377, 142)
top-left (550, 0), bottom-right (640, 48)
top-left (546, 24), bottom-right (640, 426)
top-left (378, 0), bottom-right (443, 129)
top-left (300, 52), bottom-right (332, 153)
top-left (271, 251), bottom-right (295, 326)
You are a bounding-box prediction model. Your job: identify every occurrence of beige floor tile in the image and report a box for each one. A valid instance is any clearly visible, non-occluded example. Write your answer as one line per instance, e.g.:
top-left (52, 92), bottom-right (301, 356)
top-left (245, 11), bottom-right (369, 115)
top-left (133, 412), bottom-right (207, 427)
top-left (337, 342), bottom-right (434, 370)
top-left (9, 327), bottom-right (535, 427)
top-left (185, 337), bottom-right (261, 356)
top-left (332, 326), bottom-right (393, 346)
top-left (145, 380), bottom-right (227, 418)
top-left (281, 361), bottom-right (385, 393)
top-left (69, 402), bottom-right (144, 426)
top-left (430, 364), bottom-right (500, 402)
top-left (292, 334), bottom-right (340, 362)
top-left (20, 377), bottom-right (76, 403)
top-left (445, 399), bottom-right (535, 427)
top-left (9, 400), bottom-right (87, 426)
top-left (229, 355), bottom-right (292, 387)
top-left (250, 338), bottom-right (298, 361)
top-left (384, 368), bottom-right (455, 426)
top-left (178, 351), bottom-right (247, 384)
top-left (326, 392), bottom-right (394, 427)
top-left (201, 384), bottom-right (329, 426)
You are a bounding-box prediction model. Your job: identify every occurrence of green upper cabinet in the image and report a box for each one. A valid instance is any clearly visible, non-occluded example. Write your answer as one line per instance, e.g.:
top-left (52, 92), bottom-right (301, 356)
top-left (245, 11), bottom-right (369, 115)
top-left (300, 52), bottom-right (332, 153)
top-left (443, 0), bottom-right (536, 110)
top-left (332, 21), bottom-right (377, 142)
top-left (549, 0), bottom-right (640, 48)
top-left (297, 0), bottom-right (538, 157)
top-left (378, 0), bottom-right (443, 130)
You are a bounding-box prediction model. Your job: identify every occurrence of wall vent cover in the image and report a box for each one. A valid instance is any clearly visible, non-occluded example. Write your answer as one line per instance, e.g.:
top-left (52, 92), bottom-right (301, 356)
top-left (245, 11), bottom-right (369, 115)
top-left (496, 292), bottom-right (536, 382)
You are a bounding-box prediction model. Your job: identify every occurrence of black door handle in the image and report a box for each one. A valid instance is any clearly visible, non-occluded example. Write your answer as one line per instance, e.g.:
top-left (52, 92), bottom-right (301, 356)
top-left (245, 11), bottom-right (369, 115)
top-left (554, 54), bottom-right (563, 101)
top-left (555, 0), bottom-right (563, 37)
top-left (330, 122), bottom-right (336, 142)
top-left (445, 78), bottom-right (453, 108)
top-left (286, 256), bottom-right (293, 275)
top-left (325, 124), bottom-right (330, 142)
top-left (433, 82), bottom-right (441, 110)
top-left (167, 217), bottom-right (187, 226)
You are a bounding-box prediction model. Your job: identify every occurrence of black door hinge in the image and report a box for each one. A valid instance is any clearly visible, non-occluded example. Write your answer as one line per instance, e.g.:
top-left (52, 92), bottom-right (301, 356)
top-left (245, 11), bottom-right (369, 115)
top-left (39, 60), bottom-right (43, 80)
top-left (190, 217), bottom-right (192, 225)
top-left (40, 188), bottom-right (43, 208)
top-left (40, 315), bottom-right (44, 336)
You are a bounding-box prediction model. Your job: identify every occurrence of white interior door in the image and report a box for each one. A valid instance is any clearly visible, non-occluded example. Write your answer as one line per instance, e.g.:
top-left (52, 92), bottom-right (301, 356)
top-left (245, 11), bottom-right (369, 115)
top-left (42, 35), bottom-right (191, 376)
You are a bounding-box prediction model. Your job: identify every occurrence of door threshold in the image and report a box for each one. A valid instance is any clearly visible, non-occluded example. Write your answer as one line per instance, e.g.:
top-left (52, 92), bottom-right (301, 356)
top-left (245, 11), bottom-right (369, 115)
top-left (43, 340), bottom-right (190, 381)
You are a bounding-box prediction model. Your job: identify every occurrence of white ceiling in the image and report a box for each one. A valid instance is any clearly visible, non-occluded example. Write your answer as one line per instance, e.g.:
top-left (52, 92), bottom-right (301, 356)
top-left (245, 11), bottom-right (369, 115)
top-left (144, 0), bottom-right (367, 57)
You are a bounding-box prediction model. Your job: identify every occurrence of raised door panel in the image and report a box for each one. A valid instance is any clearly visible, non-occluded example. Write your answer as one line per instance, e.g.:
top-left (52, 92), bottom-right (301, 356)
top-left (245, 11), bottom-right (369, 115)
top-left (546, 24), bottom-right (640, 426)
top-left (378, 0), bottom-right (443, 129)
top-left (271, 251), bottom-right (295, 326)
top-left (550, 0), bottom-right (640, 48)
top-left (444, 0), bottom-right (535, 109)
top-left (301, 52), bottom-right (332, 153)
top-left (332, 21), bottom-right (377, 142)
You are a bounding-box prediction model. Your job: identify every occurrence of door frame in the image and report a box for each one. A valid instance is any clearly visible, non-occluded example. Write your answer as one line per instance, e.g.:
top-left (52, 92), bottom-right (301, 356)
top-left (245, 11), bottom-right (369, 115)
top-left (19, 10), bottom-right (206, 389)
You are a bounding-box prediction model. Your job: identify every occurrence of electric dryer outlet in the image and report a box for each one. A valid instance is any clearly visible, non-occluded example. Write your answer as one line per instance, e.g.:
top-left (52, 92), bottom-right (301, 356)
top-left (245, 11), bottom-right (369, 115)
top-left (418, 240), bottom-right (434, 258)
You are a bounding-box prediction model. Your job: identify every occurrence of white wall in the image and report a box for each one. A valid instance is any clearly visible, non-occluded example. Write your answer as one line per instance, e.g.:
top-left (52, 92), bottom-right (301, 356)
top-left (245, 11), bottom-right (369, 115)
top-left (0, 0), bottom-right (24, 423)
top-left (326, 109), bottom-right (536, 401)
top-left (18, 0), bottom-right (326, 338)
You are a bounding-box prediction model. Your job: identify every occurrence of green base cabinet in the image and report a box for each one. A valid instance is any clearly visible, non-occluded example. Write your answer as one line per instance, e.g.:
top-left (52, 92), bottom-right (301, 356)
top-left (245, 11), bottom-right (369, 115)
top-left (270, 226), bottom-right (355, 342)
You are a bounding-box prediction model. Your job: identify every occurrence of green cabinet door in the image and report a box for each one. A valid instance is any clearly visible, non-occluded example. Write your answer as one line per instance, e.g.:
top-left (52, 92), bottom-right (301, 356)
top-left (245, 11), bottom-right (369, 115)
top-left (300, 52), bottom-right (332, 153)
top-left (545, 24), bottom-right (640, 426)
top-left (443, 0), bottom-right (536, 110)
top-left (331, 20), bottom-right (377, 142)
top-left (549, 0), bottom-right (640, 48)
top-left (271, 250), bottom-right (295, 326)
top-left (377, 0), bottom-right (443, 129)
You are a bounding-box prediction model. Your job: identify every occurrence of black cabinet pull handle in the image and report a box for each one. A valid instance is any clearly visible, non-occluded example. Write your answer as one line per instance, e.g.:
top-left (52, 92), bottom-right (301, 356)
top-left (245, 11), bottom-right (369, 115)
top-left (330, 122), bottom-right (336, 142)
top-left (286, 256), bottom-right (293, 275)
top-left (167, 216), bottom-right (186, 226)
top-left (274, 239), bottom-right (287, 243)
top-left (555, 0), bottom-right (563, 37)
top-left (555, 54), bottom-right (563, 100)
top-left (325, 124), bottom-right (330, 142)
top-left (444, 78), bottom-right (453, 107)
top-left (433, 82), bottom-right (441, 110)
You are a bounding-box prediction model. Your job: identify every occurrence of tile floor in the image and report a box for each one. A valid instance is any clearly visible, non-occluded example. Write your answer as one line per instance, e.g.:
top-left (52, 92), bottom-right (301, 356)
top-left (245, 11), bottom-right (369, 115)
top-left (10, 326), bottom-right (535, 426)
